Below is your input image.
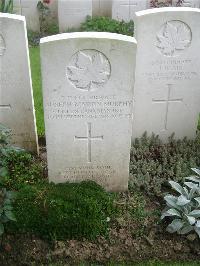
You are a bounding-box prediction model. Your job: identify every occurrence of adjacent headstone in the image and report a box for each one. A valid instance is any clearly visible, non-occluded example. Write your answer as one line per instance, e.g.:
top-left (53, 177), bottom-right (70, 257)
top-left (58, 0), bottom-right (92, 32)
top-left (40, 32), bottom-right (136, 191)
top-left (112, 0), bottom-right (148, 22)
top-left (133, 7), bottom-right (200, 141)
top-left (92, 0), bottom-right (112, 17)
top-left (0, 13), bottom-right (38, 152)
top-left (13, 0), bottom-right (40, 32)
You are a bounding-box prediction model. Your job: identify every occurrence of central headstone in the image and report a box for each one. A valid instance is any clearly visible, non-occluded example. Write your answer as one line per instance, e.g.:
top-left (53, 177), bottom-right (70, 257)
top-left (133, 8), bottom-right (200, 141)
top-left (40, 32), bottom-right (136, 191)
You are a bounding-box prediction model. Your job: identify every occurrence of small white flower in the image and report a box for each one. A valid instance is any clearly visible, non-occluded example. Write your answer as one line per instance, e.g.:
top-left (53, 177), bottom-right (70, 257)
top-left (106, 217), bottom-right (110, 222)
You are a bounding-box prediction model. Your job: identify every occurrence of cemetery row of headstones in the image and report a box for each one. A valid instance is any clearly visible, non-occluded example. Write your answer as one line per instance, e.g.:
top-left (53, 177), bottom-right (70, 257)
top-left (12, 0), bottom-right (200, 32)
top-left (1, 7), bottom-right (200, 191)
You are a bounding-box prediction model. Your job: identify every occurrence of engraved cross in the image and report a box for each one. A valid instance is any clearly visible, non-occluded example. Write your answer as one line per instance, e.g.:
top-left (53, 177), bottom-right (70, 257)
top-left (152, 84), bottom-right (183, 131)
top-left (75, 122), bottom-right (104, 163)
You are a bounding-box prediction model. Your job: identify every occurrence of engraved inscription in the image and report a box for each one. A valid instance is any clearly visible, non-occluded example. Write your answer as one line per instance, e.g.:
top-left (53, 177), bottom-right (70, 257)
top-left (156, 21), bottom-right (192, 57)
top-left (75, 122), bottom-right (103, 163)
top-left (47, 95), bottom-right (133, 120)
top-left (152, 84), bottom-right (183, 131)
top-left (67, 50), bottom-right (111, 91)
top-left (63, 165), bottom-right (116, 187)
top-left (143, 59), bottom-right (198, 82)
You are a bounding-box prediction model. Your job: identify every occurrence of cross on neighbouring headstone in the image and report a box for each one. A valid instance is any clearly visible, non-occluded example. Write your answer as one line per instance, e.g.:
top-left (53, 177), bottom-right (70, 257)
top-left (152, 84), bottom-right (183, 131)
top-left (0, 33), bottom-right (11, 111)
top-left (75, 122), bottom-right (103, 163)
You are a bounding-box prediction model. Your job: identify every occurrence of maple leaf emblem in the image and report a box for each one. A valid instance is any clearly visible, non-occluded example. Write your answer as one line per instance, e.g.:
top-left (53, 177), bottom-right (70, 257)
top-left (67, 50), bottom-right (111, 91)
top-left (156, 21), bottom-right (191, 56)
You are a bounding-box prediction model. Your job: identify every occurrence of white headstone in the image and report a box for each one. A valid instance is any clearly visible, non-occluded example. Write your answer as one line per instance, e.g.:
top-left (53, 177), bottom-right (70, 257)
top-left (13, 0), bottom-right (40, 32)
top-left (112, 0), bottom-right (148, 22)
top-left (133, 8), bottom-right (200, 141)
top-left (40, 32), bottom-right (136, 191)
top-left (58, 0), bottom-right (92, 32)
top-left (92, 0), bottom-right (112, 17)
top-left (0, 13), bottom-right (38, 152)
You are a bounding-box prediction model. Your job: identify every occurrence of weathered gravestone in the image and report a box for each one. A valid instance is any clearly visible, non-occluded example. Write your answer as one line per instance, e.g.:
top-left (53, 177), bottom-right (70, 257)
top-left (133, 8), bottom-right (200, 141)
top-left (40, 32), bottom-right (136, 191)
top-left (0, 13), bottom-right (38, 152)
top-left (92, 0), bottom-right (112, 17)
top-left (13, 0), bottom-right (40, 32)
top-left (112, 0), bottom-right (148, 22)
top-left (58, 0), bottom-right (92, 32)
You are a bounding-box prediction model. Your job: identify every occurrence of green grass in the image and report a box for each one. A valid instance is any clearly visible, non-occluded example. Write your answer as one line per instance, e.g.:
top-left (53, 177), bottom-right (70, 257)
top-left (29, 47), bottom-right (45, 137)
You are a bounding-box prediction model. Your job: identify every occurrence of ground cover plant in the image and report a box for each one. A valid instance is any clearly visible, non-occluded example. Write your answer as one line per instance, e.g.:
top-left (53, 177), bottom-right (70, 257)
top-left (162, 168), bottom-right (200, 237)
top-left (7, 181), bottom-right (116, 241)
top-left (129, 132), bottom-right (200, 196)
top-left (80, 16), bottom-right (134, 36)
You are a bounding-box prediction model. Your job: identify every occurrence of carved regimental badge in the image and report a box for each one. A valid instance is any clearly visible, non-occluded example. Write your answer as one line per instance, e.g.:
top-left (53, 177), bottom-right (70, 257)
top-left (156, 20), bottom-right (192, 57)
top-left (67, 50), bottom-right (111, 91)
top-left (0, 34), bottom-right (6, 56)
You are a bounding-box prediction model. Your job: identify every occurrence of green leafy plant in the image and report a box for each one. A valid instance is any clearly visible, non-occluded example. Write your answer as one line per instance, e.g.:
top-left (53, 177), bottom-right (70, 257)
top-left (81, 16), bottom-right (134, 36)
top-left (0, 0), bottom-right (13, 13)
top-left (0, 124), bottom-right (17, 236)
top-left (37, 0), bottom-right (59, 36)
top-left (0, 188), bottom-right (16, 236)
top-left (0, 124), bottom-right (42, 190)
top-left (8, 181), bottom-right (116, 240)
top-left (161, 168), bottom-right (200, 237)
top-left (129, 132), bottom-right (200, 196)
